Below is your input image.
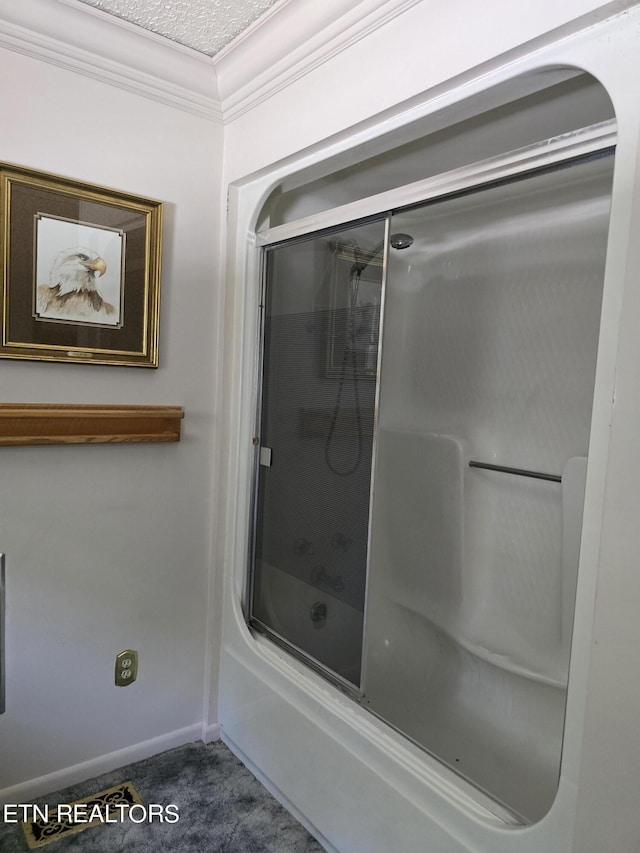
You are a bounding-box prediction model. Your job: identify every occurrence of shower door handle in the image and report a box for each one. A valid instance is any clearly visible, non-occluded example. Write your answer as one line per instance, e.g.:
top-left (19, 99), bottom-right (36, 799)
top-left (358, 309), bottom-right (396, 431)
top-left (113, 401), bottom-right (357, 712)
top-left (259, 447), bottom-right (272, 467)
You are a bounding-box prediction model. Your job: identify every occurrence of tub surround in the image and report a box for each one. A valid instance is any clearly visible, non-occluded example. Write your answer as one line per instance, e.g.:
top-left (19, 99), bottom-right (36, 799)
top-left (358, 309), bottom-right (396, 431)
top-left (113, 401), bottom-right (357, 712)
top-left (218, 5), bottom-right (640, 851)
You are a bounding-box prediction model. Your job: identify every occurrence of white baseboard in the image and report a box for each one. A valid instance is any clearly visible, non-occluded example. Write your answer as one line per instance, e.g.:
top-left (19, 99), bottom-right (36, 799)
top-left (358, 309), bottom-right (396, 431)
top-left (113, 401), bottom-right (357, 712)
top-left (221, 729), bottom-right (337, 853)
top-left (202, 721), bottom-right (221, 743)
top-left (0, 723), bottom-right (203, 805)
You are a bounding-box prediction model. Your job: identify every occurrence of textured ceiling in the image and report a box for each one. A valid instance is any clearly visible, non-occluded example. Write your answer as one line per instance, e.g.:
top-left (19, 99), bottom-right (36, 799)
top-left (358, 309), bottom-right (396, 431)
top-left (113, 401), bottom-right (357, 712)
top-left (74, 0), bottom-right (280, 57)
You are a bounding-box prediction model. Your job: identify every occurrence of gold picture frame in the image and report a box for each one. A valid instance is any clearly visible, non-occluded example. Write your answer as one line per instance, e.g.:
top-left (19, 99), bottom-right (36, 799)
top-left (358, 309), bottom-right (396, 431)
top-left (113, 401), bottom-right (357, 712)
top-left (0, 163), bottom-right (162, 367)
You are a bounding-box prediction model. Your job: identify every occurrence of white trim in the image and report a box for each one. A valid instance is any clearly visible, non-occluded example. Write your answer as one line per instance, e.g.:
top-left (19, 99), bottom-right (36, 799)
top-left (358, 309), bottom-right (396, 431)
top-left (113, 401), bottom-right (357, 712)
top-left (214, 0), bottom-right (424, 122)
top-left (0, 0), bottom-right (221, 122)
top-left (0, 724), bottom-right (202, 805)
top-left (202, 722), bottom-right (222, 743)
top-left (256, 119), bottom-right (617, 246)
top-left (213, 0), bottom-right (636, 123)
top-left (0, 0), bottom-right (635, 128)
top-left (0, 0), bottom-right (426, 125)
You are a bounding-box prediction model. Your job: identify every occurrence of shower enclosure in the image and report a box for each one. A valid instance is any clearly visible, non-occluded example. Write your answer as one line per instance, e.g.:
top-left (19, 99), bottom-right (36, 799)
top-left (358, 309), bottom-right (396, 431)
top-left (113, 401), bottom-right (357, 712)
top-left (247, 137), bottom-right (614, 823)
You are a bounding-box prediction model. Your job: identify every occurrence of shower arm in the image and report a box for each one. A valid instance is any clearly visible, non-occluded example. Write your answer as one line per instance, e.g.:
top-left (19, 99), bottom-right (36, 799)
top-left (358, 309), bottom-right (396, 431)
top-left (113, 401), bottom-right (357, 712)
top-left (350, 240), bottom-right (385, 276)
top-left (350, 233), bottom-right (414, 276)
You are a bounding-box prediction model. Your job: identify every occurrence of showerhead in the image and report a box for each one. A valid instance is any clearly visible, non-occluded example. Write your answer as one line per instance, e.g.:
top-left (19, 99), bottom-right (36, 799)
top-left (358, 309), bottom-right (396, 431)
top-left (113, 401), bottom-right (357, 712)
top-left (349, 232), bottom-right (415, 275)
top-left (389, 233), bottom-right (414, 250)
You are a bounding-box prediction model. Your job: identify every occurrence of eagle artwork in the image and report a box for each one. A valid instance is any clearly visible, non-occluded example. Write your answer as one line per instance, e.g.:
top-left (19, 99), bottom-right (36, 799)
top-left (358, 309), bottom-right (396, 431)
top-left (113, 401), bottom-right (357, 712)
top-left (36, 246), bottom-right (118, 324)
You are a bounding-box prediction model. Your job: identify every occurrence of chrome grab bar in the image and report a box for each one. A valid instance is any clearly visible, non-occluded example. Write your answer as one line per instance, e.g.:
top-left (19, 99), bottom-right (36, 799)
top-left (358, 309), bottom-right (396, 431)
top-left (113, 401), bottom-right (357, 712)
top-left (469, 460), bottom-right (561, 483)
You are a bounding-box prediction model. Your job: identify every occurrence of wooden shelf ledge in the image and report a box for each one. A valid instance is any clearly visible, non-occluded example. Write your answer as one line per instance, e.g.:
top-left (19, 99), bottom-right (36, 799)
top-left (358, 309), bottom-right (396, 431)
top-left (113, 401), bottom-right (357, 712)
top-left (0, 404), bottom-right (184, 446)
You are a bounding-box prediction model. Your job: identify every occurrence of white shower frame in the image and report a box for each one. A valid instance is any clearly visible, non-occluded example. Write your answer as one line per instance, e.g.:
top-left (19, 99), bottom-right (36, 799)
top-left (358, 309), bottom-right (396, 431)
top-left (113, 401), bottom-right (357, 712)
top-left (218, 8), bottom-right (640, 852)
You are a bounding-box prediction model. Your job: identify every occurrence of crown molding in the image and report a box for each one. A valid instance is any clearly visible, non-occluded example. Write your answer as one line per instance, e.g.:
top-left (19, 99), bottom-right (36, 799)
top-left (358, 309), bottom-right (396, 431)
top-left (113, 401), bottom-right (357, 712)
top-left (213, 0), bottom-right (424, 122)
top-left (0, 0), bottom-right (632, 129)
top-left (0, 0), bottom-right (422, 126)
top-left (0, 0), bottom-right (222, 123)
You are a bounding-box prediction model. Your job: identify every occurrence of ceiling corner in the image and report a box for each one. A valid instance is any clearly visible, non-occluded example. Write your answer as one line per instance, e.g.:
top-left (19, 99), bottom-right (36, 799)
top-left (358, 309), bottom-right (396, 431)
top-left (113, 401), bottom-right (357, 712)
top-left (0, 0), bottom-right (223, 122)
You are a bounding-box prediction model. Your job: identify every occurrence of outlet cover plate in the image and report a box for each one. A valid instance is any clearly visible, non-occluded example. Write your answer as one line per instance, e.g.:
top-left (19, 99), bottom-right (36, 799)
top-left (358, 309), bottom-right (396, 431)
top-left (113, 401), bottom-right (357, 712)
top-left (115, 649), bottom-right (138, 687)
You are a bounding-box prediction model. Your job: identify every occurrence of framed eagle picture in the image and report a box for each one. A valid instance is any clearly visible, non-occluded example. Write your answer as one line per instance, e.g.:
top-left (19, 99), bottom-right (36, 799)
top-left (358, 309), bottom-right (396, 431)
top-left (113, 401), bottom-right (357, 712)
top-left (0, 163), bottom-right (162, 367)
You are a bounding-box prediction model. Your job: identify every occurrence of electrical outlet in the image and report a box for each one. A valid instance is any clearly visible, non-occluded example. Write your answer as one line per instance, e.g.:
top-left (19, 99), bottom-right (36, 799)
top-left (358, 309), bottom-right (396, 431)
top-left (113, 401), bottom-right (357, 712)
top-left (115, 649), bottom-right (138, 687)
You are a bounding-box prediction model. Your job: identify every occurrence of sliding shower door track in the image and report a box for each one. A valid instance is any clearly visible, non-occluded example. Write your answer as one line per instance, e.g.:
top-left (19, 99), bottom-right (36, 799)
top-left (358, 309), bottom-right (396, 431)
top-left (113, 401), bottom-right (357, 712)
top-left (256, 119), bottom-right (616, 249)
top-left (248, 616), bottom-right (363, 701)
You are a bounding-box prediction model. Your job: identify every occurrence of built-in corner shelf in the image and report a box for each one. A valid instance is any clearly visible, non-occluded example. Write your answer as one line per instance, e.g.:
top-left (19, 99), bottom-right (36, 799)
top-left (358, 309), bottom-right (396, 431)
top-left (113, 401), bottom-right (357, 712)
top-left (0, 404), bottom-right (184, 446)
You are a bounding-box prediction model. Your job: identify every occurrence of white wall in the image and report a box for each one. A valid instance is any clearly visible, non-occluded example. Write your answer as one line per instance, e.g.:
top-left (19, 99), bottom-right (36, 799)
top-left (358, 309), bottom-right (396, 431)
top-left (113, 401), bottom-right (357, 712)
top-left (0, 38), bottom-right (223, 794)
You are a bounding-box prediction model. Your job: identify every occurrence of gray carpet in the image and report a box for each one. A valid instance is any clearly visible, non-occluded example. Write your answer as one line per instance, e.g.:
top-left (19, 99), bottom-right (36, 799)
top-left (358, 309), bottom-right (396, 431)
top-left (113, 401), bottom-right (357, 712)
top-left (0, 741), bottom-right (326, 852)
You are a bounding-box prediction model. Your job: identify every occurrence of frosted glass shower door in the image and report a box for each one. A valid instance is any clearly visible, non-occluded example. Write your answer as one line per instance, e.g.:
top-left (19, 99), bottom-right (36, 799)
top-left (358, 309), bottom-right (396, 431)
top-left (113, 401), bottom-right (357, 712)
top-left (361, 153), bottom-right (614, 822)
top-left (249, 221), bottom-right (386, 688)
